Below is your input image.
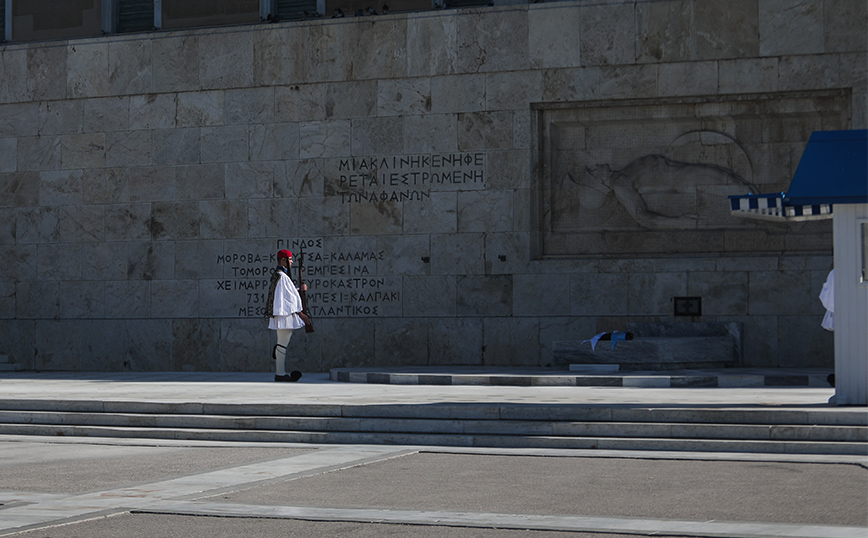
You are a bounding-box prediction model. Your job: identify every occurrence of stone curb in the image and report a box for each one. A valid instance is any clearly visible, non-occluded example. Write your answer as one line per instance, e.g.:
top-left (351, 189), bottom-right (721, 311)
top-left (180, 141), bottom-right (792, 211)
top-left (330, 369), bottom-right (834, 388)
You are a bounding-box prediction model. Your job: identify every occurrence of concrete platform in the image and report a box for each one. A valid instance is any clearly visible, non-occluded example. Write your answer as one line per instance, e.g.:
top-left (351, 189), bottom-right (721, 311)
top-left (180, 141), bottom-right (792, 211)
top-left (329, 366), bottom-right (836, 388)
top-left (0, 368), bottom-right (843, 406)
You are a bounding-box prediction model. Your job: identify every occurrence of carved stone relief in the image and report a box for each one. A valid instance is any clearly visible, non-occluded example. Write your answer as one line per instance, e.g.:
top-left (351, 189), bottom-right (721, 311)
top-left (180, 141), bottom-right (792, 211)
top-left (534, 90), bottom-right (850, 257)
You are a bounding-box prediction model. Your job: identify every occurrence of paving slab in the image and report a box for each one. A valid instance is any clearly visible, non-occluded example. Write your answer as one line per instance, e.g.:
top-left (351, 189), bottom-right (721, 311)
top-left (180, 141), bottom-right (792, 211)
top-left (0, 371), bottom-right (848, 410)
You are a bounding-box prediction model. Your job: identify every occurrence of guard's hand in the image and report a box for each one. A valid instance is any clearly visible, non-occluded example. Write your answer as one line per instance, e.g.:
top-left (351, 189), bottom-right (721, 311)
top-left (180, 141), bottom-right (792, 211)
top-left (300, 284), bottom-right (308, 291)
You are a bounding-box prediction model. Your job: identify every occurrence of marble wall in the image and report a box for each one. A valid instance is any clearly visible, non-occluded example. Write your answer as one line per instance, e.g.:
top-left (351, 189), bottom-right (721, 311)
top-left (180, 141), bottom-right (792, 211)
top-left (0, 0), bottom-right (866, 372)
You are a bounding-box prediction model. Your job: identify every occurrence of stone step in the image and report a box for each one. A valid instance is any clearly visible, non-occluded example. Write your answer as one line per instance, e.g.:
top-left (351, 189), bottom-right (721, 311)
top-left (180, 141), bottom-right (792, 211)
top-left (329, 368), bottom-right (834, 388)
top-left (0, 410), bottom-right (864, 442)
top-left (1, 422), bottom-right (865, 455)
top-left (1, 400), bottom-right (863, 426)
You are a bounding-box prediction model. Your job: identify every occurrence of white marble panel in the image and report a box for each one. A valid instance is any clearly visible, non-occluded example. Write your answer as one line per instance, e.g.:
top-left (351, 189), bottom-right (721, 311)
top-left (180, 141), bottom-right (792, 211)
top-left (82, 242), bottom-right (127, 281)
top-left (67, 42), bottom-right (109, 98)
top-left (428, 317), bottom-right (483, 365)
top-left (153, 35), bottom-right (200, 92)
top-left (199, 200), bottom-right (248, 239)
top-left (225, 162), bottom-right (274, 199)
top-left (514, 273), bottom-right (570, 316)
top-left (104, 203), bottom-right (151, 242)
top-left (403, 114), bottom-right (457, 154)
top-left (176, 163), bottom-right (225, 200)
top-left (1, 103), bottom-right (37, 138)
top-left (570, 272), bottom-right (629, 316)
top-left (123, 319), bottom-right (173, 371)
top-left (0, 280), bottom-right (15, 319)
top-left (349, 199), bottom-right (403, 235)
top-left (824, 0), bottom-right (868, 53)
top-left (485, 71), bottom-right (543, 111)
top-left (61, 133), bottom-right (106, 169)
top-left (375, 234), bottom-right (431, 276)
top-left (254, 27), bottom-right (296, 86)
top-left (377, 78), bottom-right (431, 117)
top-left (0, 208), bottom-right (14, 244)
top-left (406, 13), bottom-right (458, 77)
top-left (104, 280), bottom-right (151, 319)
top-left (299, 120), bottom-right (352, 159)
top-left (374, 318), bottom-right (428, 366)
top-left (57, 205), bottom-right (105, 242)
top-left (81, 320), bottom-right (128, 370)
top-left (247, 197), bottom-right (298, 238)
top-left (109, 38), bottom-right (153, 95)
top-left (201, 125), bottom-right (249, 163)
top-left (275, 84), bottom-right (327, 123)
top-left (0, 245), bottom-right (37, 281)
top-left (456, 10), bottom-right (529, 73)
top-left (174, 240), bottom-right (225, 279)
top-left (778, 54), bottom-right (840, 90)
top-left (402, 190), bottom-right (457, 235)
top-left (27, 46), bottom-right (67, 101)
top-left (458, 111), bottom-right (513, 151)
top-left (484, 232), bottom-right (532, 276)
top-left (37, 242), bottom-right (82, 280)
top-left (326, 81), bottom-right (376, 119)
top-left (39, 100), bottom-right (85, 135)
top-left (178, 91), bottom-right (224, 127)
top-left (759, 0), bottom-right (824, 56)
top-left (350, 19), bottom-right (408, 81)
top-left (0, 138), bottom-right (16, 173)
top-left (351, 117), bottom-right (404, 155)
top-left (456, 274), bottom-right (513, 316)
top-left (150, 201), bottom-right (199, 240)
top-left (528, 4), bottom-right (583, 69)
top-left (719, 58), bottom-right (780, 94)
top-left (695, 0), bottom-right (759, 59)
top-left (59, 281), bottom-right (106, 318)
top-left (125, 241), bottom-right (176, 281)
top-left (627, 272), bottom-right (688, 316)
top-left (127, 166), bottom-right (176, 201)
top-left (130, 93), bottom-right (177, 130)
top-left (457, 190), bottom-right (513, 233)
top-left (199, 32), bottom-right (254, 90)
top-left (35, 320), bottom-right (81, 370)
top-left (598, 64), bottom-right (659, 99)
top-left (579, 2), bottom-right (635, 66)
top-left (430, 232), bottom-right (484, 276)
top-left (482, 317), bottom-right (540, 366)
top-left (298, 196), bottom-right (349, 237)
top-left (635, 0), bottom-right (693, 63)
top-left (17, 135), bottom-right (60, 171)
top-left (225, 87), bottom-right (274, 125)
top-left (431, 75), bottom-right (485, 114)
top-left (0, 48), bottom-right (28, 104)
top-left (153, 128), bottom-right (200, 165)
top-left (402, 275), bottom-right (456, 316)
top-left (106, 131), bottom-right (152, 168)
top-left (276, 159), bottom-right (324, 198)
top-left (658, 61), bottom-right (718, 96)
top-left (39, 169), bottom-right (82, 206)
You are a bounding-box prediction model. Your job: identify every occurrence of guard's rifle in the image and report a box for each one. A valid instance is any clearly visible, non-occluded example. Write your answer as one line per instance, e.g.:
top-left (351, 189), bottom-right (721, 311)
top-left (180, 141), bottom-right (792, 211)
top-left (297, 246), bottom-right (314, 333)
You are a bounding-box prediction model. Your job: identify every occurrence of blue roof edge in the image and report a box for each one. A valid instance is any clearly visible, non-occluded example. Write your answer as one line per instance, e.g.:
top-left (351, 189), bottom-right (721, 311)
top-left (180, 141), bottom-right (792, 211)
top-left (785, 129), bottom-right (868, 206)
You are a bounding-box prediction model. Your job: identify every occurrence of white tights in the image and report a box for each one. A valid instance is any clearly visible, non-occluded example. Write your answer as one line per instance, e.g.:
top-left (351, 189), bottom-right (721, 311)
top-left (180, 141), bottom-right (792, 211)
top-left (274, 329), bottom-right (294, 375)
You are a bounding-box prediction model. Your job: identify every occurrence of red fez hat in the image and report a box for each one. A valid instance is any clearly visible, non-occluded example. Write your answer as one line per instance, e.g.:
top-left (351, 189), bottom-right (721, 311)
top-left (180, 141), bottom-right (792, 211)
top-left (277, 249), bottom-right (292, 259)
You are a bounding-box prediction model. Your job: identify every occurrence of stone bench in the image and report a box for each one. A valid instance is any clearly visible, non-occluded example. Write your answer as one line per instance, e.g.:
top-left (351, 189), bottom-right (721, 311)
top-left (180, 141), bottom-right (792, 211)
top-left (553, 322), bottom-right (743, 371)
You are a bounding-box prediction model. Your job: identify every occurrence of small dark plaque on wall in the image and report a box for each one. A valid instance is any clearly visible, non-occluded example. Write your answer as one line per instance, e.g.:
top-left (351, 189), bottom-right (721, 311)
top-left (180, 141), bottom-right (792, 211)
top-left (673, 297), bottom-right (701, 317)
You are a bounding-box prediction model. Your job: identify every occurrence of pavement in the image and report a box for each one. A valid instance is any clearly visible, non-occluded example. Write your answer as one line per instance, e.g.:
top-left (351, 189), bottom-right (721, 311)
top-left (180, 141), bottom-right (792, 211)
top-left (0, 368), bottom-right (866, 537)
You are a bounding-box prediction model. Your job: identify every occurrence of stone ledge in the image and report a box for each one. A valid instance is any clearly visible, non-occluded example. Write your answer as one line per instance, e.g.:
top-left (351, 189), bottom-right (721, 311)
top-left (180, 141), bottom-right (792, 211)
top-left (329, 367), bottom-right (832, 389)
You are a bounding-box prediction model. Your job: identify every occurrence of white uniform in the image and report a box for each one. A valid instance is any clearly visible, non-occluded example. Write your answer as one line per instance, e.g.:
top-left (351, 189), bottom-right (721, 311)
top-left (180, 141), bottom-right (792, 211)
top-left (268, 268), bottom-right (306, 330)
top-left (819, 269), bottom-right (834, 331)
